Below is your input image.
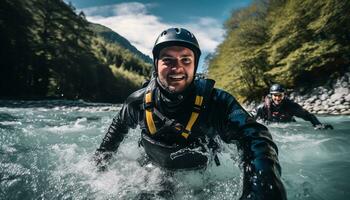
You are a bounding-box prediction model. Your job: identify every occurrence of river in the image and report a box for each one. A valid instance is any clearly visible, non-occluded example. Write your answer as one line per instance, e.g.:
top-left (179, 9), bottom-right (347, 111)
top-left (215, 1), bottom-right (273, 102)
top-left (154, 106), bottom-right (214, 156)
top-left (1, 100), bottom-right (349, 200)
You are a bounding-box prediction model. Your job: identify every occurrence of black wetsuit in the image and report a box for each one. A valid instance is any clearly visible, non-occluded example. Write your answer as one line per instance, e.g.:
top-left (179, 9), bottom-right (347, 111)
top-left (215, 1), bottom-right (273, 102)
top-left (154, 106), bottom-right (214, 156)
top-left (254, 96), bottom-right (321, 126)
top-left (95, 79), bottom-right (287, 200)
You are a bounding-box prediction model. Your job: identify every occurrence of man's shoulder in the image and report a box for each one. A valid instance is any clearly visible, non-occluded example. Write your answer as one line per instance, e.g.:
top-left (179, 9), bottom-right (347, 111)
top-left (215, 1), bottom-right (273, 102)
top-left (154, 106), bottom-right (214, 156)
top-left (283, 97), bottom-right (298, 106)
top-left (211, 88), bottom-right (239, 105)
top-left (125, 87), bottom-right (146, 105)
top-left (212, 88), bottom-right (233, 99)
top-left (282, 98), bottom-right (303, 111)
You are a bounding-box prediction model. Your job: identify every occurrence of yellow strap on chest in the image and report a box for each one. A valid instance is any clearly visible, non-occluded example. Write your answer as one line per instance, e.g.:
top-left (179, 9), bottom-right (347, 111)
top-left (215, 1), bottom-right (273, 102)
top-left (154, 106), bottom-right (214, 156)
top-left (181, 96), bottom-right (203, 139)
top-left (145, 92), bottom-right (157, 134)
top-left (144, 92), bottom-right (203, 139)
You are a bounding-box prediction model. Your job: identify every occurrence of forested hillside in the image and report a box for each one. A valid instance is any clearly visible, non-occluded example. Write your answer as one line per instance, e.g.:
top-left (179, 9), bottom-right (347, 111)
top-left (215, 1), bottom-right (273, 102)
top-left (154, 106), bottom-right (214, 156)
top-left (0, 0), bottom-right (152, 102)
top-left (208, 0), bottom-right (350, 102)
top-left (90, 23), bottom-right (153, 64)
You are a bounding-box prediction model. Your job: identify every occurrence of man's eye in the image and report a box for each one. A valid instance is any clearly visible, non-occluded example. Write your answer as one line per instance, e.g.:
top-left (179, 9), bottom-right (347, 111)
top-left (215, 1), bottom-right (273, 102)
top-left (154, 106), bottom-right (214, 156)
top-left (181, 57), bottom-right (192, 64)
top-left (161, 58), bottom-right (173, 64)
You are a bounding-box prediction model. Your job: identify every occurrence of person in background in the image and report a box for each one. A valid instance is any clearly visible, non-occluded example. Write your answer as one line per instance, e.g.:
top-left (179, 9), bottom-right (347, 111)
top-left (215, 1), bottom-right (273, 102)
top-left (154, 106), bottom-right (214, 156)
top-left (253, 84), bottom-right (333, 130)
top-left (94, 27), bottom-right (287, 200)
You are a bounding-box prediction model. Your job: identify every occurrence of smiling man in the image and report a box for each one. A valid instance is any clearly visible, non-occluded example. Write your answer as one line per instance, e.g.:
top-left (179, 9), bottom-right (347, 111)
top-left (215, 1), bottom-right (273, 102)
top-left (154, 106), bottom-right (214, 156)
top-left (94, 28), bottom-right (287, 200)
top-left (157, 46), bottom-right (195, 93)
top-left (254, 84), bottom-right (333, 130)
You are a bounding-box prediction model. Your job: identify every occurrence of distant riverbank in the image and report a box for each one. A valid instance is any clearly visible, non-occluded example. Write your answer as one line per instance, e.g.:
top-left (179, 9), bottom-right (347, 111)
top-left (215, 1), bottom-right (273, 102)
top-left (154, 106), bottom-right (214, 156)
top-left (245, 70), bottom-right (350, 115)
top-left (289, 71), bottom-right (350, 115)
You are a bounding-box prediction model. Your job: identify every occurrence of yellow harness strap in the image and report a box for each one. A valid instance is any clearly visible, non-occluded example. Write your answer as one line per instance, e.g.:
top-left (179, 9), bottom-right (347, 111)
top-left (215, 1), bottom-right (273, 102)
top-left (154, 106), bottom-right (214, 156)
top-left (145, 91), bottom-right (203, 139)
top-left (181, 95), bottom-right (203, 139)
top-left (145, 92), bottom-right (156, 134)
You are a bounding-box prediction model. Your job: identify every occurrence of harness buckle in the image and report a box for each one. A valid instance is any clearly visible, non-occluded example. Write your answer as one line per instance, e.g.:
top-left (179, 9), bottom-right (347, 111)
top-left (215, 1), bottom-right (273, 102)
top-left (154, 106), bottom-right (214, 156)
top-left (193, 105), bottom-right (201, 113)
top-left (144, 102), bottom-right (154, 110)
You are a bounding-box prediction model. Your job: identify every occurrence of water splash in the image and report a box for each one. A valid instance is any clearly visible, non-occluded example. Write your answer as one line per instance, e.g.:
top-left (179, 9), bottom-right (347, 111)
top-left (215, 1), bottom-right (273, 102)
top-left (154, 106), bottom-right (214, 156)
top-left (1, 101), bottom-right (350, 200)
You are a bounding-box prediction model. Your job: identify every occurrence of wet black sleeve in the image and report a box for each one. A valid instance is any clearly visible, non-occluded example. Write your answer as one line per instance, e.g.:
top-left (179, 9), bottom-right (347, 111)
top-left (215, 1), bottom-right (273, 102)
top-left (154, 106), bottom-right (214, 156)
top-left (97, 104), bottom-right (136, 152)
top-left (215, 90), bottom-right (287, 200)
top-left (237, 125), bottom-right (287, 200)
top-left (289, 100), bottom-right (321, 126)
top-left (94, 100), bottom-right (140, 168)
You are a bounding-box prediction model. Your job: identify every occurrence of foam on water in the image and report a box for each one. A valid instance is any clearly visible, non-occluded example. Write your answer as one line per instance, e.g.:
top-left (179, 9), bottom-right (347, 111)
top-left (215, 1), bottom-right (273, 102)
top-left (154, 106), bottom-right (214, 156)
top-left (1, 101), bottom-right (350, 200)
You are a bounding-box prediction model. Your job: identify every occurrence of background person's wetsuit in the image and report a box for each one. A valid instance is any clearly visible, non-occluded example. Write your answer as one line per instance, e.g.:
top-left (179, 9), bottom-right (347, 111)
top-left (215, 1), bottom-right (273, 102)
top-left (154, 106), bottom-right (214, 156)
top-left (254, 96), bottom-right (321, 126)
top-left (95, 79), bottom-right (287, 200)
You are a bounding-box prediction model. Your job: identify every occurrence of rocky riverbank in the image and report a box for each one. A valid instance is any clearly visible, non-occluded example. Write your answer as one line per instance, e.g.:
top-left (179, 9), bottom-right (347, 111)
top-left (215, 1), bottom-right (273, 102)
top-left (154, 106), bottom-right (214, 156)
top-left (289, 72), bottom-right (350, 115)
top-left (244, 71), bottom-right (350, 115)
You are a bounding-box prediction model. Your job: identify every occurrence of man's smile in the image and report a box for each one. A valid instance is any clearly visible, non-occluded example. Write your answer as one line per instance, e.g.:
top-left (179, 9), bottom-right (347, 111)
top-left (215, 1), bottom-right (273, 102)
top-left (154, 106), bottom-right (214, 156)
top-left (168, 74), bottom-right (186, 81)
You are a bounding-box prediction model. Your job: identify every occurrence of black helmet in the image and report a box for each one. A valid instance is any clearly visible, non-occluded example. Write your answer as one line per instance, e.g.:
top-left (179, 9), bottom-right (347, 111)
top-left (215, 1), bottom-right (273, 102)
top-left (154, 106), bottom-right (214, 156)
top-left (152, 28), bottom-right (201, 73)
top-left (270, 84), bottom-right (285, 94)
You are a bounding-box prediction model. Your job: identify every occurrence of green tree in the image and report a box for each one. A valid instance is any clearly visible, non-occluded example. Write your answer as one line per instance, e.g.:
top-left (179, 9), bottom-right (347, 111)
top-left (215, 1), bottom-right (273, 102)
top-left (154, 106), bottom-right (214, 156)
top-left (208, 0), bottom-right (350, 103)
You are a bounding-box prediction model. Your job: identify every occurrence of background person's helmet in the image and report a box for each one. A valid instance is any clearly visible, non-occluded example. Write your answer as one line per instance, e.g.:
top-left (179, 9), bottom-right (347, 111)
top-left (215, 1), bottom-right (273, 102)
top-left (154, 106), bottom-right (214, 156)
top-left (270, 84), bottom-right (285, 94)
top-left (152, 27), bottom-right (201, 74)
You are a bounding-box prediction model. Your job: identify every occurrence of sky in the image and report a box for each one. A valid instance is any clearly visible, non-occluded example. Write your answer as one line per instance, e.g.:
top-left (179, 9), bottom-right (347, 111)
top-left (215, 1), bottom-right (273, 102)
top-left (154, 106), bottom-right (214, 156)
top-left (67, 0), bottom-right (252, 71)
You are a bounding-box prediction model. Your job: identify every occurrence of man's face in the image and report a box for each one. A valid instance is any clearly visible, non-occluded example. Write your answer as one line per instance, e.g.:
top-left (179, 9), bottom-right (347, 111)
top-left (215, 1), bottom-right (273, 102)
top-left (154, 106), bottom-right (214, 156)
top-left (157, 46), bottom-right (195, 93)
top-left (271, 93), bottom-right (285, 105)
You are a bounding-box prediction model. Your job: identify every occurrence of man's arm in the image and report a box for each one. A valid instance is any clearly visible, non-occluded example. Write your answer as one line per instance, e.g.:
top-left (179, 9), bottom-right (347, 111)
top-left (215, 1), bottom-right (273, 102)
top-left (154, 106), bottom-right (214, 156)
top-left (216, 91), bottom-right (286, 200)
top-left (236, 124), bottom-right (287, 200)
top-left (288, 100), bottom-right (322, 126)
top-left (94, 102), bottom-right (138, 170)
top-left (290, 101), bottom-right (334, 129)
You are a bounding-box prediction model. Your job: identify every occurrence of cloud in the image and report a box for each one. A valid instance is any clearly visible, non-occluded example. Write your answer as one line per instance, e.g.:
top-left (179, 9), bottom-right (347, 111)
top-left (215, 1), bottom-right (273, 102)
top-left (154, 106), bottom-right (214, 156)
top-left (82, 2), bottom-right (224, 57)
top-left (183, 17), bottom-right (225, 54)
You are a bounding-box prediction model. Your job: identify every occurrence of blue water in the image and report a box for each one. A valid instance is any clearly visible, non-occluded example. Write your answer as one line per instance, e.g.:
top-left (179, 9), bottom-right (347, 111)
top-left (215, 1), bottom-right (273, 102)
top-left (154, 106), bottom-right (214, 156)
top-left (0, 100), bottom-right (349, 200)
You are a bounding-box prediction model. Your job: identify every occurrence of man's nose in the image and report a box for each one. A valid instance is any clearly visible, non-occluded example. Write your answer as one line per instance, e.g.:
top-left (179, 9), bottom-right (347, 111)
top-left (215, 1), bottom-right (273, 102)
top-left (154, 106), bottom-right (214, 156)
top-left (170, 60), bottom-right (182, 69)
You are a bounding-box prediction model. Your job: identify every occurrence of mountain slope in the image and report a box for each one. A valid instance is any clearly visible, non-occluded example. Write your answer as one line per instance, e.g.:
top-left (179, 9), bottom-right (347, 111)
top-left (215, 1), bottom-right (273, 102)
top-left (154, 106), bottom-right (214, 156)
top-left (89, 23), bottom-right (152, 64)
top-left (0, 0), bottom-right (152, 102)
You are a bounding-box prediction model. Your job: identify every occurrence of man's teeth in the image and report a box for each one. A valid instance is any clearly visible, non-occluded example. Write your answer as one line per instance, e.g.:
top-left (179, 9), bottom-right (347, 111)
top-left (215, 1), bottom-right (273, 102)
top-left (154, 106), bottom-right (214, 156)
top-left (169, 75), bottom-right (185, 79)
